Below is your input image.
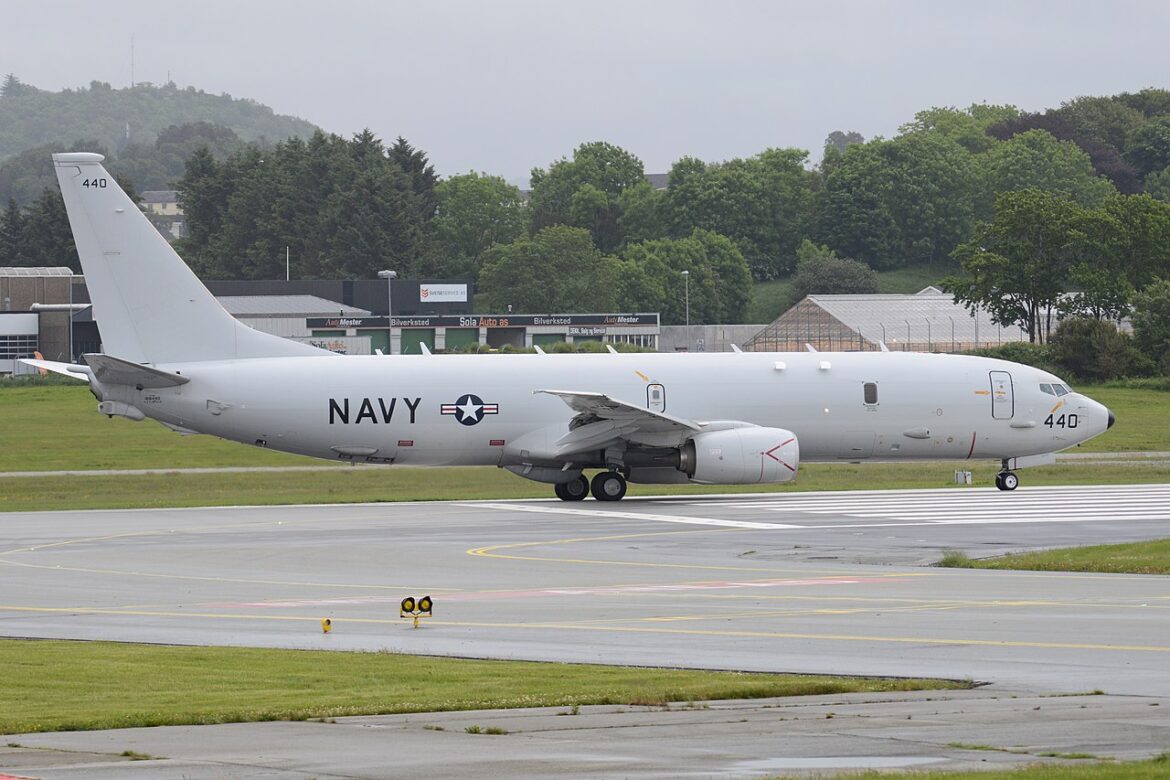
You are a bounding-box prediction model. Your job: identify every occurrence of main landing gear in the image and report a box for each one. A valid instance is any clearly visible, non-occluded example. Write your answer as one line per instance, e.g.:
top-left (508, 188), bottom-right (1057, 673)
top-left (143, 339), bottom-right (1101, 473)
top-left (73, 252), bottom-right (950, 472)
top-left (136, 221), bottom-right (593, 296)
top-left (994, 464), bottom-right (1019, 491)
top-left (554, 471), bottom-right (628, 501)
top-left (554, 475), bottom-right (589, 501)
top-left (590, 470), bottom-right (628, 501)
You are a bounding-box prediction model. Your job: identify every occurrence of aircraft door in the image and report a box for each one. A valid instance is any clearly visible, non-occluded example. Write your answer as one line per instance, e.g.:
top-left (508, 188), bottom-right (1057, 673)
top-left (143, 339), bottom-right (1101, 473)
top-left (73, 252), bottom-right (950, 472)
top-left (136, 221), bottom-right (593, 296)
top-left (647, 383), bottom-right (666, 412)
top-left (990, 370), bottom-right (1014, 419)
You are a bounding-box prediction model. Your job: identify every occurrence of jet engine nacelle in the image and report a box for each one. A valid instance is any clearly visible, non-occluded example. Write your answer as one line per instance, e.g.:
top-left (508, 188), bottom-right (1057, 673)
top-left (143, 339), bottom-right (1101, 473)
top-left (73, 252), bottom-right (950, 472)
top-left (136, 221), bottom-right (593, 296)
top-left (680, 427), bottom-right (799, 484)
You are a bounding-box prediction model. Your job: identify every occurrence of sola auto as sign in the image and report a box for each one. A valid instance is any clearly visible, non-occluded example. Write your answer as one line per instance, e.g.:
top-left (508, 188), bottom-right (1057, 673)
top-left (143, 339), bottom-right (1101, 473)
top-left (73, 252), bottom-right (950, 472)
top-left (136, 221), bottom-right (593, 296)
top-left (419, 284), bottom-right (467, 302)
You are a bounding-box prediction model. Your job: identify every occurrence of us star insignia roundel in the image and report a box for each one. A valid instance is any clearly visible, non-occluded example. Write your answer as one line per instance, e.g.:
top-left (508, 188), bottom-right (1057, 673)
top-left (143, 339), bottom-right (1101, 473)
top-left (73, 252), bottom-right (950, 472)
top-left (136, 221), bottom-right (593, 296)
top-left (441, 393), bottom-right (499, 426)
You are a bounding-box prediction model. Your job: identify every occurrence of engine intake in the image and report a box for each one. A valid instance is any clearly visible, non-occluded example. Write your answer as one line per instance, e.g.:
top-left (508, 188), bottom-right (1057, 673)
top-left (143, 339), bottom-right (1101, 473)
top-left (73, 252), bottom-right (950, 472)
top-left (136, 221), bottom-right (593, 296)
top-left (680, 427), bottom-right (799, 484)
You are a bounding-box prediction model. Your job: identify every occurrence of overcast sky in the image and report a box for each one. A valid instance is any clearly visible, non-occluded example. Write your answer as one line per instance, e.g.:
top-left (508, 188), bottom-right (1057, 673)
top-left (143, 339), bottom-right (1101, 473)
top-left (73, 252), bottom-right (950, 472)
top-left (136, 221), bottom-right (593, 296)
top-left (5, 1), bottom-right (1169, 183)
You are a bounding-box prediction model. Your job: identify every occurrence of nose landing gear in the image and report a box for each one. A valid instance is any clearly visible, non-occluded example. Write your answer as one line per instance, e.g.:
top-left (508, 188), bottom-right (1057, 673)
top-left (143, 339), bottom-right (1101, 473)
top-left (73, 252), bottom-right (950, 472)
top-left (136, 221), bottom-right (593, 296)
top-left (995, 467), bottom-right (1019, 491)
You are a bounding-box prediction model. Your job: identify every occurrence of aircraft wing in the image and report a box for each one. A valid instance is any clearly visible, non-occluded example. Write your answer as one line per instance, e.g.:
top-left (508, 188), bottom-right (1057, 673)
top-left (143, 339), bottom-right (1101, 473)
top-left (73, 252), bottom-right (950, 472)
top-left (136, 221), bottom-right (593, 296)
top-left (535, 389), bottom-right (702, 456)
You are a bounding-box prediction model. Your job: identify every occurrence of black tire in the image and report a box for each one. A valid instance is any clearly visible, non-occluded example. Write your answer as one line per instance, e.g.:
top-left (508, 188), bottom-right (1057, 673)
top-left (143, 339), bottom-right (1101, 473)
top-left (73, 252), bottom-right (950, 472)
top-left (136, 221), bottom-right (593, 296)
top-left (1001, 472), bottom-right (1019, 491)
top-left (555, 475), bottom-right (589, 502)
top-left (994, 473), bottom-right (1005, 490)
top-left (590, 471), bottom-right (627, 501)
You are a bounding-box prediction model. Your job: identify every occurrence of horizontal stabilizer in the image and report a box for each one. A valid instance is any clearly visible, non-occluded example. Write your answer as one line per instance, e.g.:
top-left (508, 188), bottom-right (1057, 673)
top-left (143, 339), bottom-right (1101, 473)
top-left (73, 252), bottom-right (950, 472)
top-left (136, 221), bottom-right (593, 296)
top-left (18, 358), bottom-right (92, 381)
top-left (83, 353), bottom-right (190, 388)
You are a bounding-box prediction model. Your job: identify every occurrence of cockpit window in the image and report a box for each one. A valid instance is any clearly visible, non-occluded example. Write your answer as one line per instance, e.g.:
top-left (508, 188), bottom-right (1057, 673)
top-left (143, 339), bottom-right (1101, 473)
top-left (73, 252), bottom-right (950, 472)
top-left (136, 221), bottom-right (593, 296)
top-left (1053, 384), bottom-right (1070, 396)
top-left (1040, 383), bottom-right (1054, 395)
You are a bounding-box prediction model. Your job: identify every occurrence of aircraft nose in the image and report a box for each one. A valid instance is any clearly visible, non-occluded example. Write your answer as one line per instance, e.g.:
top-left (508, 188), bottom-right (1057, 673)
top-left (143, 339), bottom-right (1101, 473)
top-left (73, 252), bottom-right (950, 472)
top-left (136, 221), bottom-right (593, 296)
top-left (1107, 409), bottom-right (1116, 429)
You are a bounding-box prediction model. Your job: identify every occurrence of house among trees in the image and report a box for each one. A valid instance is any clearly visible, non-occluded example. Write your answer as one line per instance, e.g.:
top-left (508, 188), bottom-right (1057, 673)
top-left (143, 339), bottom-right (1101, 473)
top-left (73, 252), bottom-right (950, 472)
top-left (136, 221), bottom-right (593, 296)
top-left (744, 288), bottom-right (1026, 353)
top-left (140, 191), bottom-right (185, 239)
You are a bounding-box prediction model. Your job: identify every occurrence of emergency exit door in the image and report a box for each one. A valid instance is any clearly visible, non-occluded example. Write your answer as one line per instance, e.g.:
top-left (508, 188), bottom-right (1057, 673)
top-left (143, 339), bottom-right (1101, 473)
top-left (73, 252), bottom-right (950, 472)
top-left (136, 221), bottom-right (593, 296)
top-left (989, 370), bottom-right (1014, 419)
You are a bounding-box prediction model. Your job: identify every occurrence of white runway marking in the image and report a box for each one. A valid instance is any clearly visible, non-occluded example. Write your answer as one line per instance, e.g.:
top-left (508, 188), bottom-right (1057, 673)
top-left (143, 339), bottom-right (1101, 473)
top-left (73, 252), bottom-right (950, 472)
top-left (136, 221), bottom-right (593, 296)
top-left (465, 503), bottom-right (801, 529)
top-left (473, 486), bottom-right (1170, 530)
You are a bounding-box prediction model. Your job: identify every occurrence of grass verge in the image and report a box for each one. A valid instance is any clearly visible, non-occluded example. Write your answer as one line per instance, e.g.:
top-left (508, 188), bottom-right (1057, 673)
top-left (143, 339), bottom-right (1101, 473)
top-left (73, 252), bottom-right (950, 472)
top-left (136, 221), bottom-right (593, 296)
top-left (0, 639), bottom-right (966, 734)
top-left (2, 461), bottom-right (1168, 513)
top-left (839, 754), bottom-right (1169, 779)
top-left (937, 539), bottom-right (1170, 575)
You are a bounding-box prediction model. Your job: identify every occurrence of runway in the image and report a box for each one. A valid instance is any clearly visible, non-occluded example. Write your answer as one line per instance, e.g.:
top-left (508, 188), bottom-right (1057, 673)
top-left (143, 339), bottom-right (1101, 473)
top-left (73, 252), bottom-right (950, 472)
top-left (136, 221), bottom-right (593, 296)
top-left (2, 484), bottom-right (1169, 776)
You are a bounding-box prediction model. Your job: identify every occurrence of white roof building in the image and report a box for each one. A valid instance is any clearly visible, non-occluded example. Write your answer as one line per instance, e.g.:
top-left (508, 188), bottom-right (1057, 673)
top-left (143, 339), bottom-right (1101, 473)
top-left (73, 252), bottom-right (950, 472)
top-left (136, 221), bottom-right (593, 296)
top-left (745, 289), bottom-right (1028, 353)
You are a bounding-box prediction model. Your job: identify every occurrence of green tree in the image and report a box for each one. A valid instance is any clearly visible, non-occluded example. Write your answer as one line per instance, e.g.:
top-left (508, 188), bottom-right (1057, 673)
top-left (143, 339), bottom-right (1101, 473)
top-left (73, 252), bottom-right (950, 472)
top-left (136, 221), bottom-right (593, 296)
top-left (979, 129), bottom-right (1116, 216)
top-left (177, 130), bottom-right (433, 280)
top-left (898, 104), bottom-right (1018, 154)
top-left (617, 230), bottom-right (751, 324)
top-left (818, 133), bottom-right (977, 269)
top-left (15, 188), bottom-right (76, 269)
top-left (615, 181), bottom-right (667, 245)
top-left (666, 148), bottom-right (815, 279)
top-left (0, 198), bottom-right (25, 262)
top-left (1125, 115), bottom-right (1170, 178)
top-left (1048, 317), bottom-right (1151, 380)
top-left (1114, 88), bottom-right (1170, 118)
top-left (1098, 194), bottom-right (1170, 289)
top-left (1056, 96), bottom-right (1147, 153)
top-left (824, 130), bottom-right (865, 155)
top-left (389, 136), bottom-right (439, 220)
top-left (477, 226), bottom-right (620, 312)
top-left (432, 172), bottom-right (526, 280)
top-left (790, 239), bottom-right (879, 300)
top-left (1130, 278), bottom-right (1170, 373)
top-left (1146, 165), bottom-right (1170, 204)
top-left (945, 189), bottom-right (1088, 343)
top-left (528, 142), bottom-right (645, 252)
top-left (0, 73), bottom-right (35, 98)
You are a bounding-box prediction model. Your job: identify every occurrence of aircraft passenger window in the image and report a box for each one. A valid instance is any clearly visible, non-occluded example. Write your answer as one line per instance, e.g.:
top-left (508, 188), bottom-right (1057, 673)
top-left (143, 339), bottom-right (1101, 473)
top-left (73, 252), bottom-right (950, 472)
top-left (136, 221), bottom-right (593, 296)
top-left (863, 382), bottom-right (878, 405)
top-left (1039, 384), bottom-right (1054, 395)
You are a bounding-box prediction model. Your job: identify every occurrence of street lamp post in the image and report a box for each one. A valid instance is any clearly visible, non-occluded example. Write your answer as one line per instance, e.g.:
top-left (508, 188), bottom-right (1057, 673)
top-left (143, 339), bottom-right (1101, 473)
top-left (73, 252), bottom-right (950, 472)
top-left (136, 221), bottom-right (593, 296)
top-left (377, 269), bottom-right (397, 354)
top-left (682, 270), bottom-right (690, 351)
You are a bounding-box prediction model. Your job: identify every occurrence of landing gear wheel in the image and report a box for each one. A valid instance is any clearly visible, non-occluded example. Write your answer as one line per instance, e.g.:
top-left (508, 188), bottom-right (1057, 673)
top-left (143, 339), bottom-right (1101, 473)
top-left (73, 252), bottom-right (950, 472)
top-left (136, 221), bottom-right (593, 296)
top-left (590, 471), bottom-right (627, 501)
top-left (995, 471), bottom-right (1019, 491)
top-left (554, 475), bottom-right (589, 502)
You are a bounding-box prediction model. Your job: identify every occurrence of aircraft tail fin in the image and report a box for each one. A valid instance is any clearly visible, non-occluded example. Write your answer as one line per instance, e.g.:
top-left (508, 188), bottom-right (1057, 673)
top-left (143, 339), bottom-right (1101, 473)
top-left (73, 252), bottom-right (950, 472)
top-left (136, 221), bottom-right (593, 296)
top-left (52, 153), bottom-right (328, 364)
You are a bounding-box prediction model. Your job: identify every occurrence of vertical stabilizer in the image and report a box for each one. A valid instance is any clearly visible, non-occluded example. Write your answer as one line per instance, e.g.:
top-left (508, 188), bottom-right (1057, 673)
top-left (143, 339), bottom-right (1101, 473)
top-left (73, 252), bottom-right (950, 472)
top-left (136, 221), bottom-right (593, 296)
top-left (52, 153), bottom-right (328, 364)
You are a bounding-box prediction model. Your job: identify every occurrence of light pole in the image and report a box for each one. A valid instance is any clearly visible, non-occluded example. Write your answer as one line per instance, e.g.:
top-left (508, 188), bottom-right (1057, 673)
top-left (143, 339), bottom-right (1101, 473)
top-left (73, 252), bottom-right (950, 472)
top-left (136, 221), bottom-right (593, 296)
top-left (681, 270), bottom-right (690, 351)
top-left (377, 269), bottom-right (397, 354)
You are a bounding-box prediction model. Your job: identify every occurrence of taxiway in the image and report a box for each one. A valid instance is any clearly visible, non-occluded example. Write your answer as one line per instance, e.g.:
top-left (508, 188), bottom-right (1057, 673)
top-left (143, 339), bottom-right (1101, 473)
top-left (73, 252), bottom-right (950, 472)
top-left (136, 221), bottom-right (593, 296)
top-left (2, 484), bottom-right (1168, 777)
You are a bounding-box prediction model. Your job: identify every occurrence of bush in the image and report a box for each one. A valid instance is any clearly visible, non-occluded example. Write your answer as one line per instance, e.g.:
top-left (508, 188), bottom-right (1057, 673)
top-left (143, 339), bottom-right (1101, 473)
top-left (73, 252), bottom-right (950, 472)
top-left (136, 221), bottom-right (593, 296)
top-left (1048, 317), bottom-right (1154, 381)
top-left (1131, 278), bottom-right (1170, 373)
top-left (963, 342), bottom-right (1057, 373)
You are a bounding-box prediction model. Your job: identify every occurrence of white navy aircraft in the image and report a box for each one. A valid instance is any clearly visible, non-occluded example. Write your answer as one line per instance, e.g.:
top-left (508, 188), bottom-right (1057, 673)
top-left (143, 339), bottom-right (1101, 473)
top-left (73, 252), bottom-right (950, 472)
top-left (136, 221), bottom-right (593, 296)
top-left (24, 153), bottom-right (1115, 501)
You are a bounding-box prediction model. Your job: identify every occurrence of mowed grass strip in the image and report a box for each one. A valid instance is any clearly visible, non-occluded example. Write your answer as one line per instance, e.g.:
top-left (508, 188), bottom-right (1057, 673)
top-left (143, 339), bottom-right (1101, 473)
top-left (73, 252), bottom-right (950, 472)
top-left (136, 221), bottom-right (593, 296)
top-left (3, 461), bottom-right (1170, 513)
top-left (939, 539), bottom-right (1170, 575)
top-left (0, 639), bottom-right (967, 734)
top-left (842, 756), bottom-right (1170, 780)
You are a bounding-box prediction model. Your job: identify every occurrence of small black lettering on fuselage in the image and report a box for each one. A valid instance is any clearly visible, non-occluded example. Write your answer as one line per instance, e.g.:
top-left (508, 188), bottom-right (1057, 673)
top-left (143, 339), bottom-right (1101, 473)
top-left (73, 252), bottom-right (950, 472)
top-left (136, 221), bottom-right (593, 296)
top-left (329, 397), bottom-right (421, 424)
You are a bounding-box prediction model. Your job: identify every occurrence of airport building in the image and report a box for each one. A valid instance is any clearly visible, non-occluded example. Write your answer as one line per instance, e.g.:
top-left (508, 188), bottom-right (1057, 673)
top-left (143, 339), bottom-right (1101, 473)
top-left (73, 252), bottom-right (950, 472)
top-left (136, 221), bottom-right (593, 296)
top-left (0, 270), bottom-right (662, 371)
top-left (307, 312), bottom-right (660, 354)
top-left (0, 267), bottom-right (83, 373)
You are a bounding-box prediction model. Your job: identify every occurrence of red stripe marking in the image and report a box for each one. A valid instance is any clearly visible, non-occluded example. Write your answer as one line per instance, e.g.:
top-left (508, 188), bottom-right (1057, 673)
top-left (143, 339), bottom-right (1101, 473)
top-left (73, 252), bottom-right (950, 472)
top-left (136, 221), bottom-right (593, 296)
top-left (966, 431), bottom-right (977, 459)
top-left (763, 439), bottom-right (797, 472)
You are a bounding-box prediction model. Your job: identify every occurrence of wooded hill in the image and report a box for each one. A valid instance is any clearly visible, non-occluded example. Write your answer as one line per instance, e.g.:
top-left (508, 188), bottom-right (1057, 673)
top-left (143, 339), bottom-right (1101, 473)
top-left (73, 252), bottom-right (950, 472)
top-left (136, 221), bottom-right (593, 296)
top-left (0, 75), bottom-right (320, 200)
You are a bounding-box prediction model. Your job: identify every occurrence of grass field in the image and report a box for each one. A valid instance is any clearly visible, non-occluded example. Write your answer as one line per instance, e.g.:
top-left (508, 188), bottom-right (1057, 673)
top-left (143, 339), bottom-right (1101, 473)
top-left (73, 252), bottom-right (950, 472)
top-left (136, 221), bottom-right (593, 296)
top-left (0, 639), bottom-right (967, 734)
top-left (940, 539), bottom-right (1170, 575)
top-left (3, 461), bottom-right (1170, 512)
top-left (840, 758), bottom-right (1170, 780)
